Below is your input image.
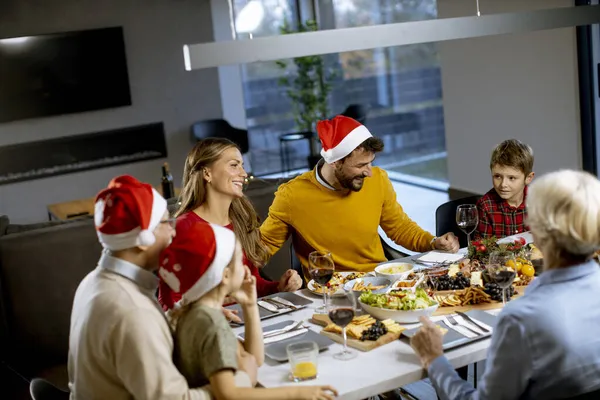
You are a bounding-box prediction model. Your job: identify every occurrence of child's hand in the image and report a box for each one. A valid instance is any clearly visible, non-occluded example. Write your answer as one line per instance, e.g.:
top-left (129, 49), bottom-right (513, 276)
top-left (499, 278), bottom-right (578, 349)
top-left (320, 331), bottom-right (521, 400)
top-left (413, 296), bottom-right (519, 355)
top-left (293, 386), bottom-right (338, 400)
top-left (231, 266), bottom-right (257, 307)
top-left (222, 307), bottom-right (241, 323)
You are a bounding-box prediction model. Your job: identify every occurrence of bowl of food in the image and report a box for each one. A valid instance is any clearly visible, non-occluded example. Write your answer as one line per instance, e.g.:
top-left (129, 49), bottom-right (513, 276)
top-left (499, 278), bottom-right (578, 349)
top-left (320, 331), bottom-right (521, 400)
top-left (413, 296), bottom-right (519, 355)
top-left (343, 276), bottom-right (391, 300)
top-left (358, 288), bottom-right (438, 323)
top-left (374, 261), bottom-right (415, 282)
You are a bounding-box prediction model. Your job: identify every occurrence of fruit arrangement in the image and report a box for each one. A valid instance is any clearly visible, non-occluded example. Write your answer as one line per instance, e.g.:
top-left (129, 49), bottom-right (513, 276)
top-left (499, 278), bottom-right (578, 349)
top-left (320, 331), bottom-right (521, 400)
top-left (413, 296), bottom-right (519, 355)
top-left (484, 282), bottom-right (516, 302)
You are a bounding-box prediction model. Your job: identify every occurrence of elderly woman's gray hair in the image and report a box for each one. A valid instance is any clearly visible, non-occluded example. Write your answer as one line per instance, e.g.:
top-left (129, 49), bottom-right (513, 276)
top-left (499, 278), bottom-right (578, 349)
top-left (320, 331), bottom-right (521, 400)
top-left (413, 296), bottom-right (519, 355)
top-left (527, 169), bottom-right (600, 261)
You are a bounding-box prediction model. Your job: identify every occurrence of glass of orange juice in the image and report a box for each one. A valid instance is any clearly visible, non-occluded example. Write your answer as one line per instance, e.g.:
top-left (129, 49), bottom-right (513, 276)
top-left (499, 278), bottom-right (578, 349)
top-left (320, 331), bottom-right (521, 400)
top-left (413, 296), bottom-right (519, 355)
top-left (286, 341), bottom-right (319, 382)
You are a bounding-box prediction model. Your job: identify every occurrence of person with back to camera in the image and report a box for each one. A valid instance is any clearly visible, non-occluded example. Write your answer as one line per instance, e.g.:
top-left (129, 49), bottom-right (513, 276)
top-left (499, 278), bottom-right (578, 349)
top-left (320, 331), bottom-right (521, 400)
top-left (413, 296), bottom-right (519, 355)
top-left (411, 169), bottom-right (600, 399)
top-left (67, 175), bottom-right (253, 399)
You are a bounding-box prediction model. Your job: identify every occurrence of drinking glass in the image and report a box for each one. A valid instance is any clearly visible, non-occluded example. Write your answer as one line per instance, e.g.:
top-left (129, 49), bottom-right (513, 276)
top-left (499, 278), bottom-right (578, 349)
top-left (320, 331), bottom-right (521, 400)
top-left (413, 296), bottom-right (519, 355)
top-left (286, 341), bottom-right (319, 382)
top-left (308, 250), bottom-right (335, 314)
top-left (487, 250), bottom-right (517, 305)
top-left (456, 204), bottom-right (478, 247)
top-left (328, 288), bottom-right (358, 361)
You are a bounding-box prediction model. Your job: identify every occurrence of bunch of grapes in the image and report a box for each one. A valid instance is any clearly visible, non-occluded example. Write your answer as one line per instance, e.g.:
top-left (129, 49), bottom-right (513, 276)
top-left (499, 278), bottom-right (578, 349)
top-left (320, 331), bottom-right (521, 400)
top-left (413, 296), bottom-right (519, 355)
top-left (430, 272), bottom-right (470, 291)
top-left (360, 321), bottom-right (388, 341)
top-left (484, 282), bottom-right (515, 302)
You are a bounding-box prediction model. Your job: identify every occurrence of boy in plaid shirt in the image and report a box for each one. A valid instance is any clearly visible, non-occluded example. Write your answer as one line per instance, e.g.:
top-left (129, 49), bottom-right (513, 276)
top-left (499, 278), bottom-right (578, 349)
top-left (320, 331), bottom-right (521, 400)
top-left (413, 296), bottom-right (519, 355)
top-left (475, 139), bottom-right (535, 239)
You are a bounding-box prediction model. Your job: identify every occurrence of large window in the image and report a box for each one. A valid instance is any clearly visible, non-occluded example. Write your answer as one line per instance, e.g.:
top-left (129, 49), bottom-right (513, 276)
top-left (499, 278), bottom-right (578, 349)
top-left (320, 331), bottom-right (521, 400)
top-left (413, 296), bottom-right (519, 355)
top-left (233, 0), bottom-right (448, 185)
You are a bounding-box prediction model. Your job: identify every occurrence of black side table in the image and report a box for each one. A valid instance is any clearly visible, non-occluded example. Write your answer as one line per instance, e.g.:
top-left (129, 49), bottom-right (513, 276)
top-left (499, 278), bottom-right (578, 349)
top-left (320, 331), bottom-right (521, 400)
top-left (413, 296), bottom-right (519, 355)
top-left (279, 131), bottom-right (314, 176)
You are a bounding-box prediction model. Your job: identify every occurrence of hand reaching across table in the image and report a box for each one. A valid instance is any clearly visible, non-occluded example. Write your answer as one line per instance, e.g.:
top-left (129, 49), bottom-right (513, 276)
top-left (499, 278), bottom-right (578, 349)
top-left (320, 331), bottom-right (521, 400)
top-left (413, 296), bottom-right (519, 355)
top-left (434, 232), bottom-right (460, 253)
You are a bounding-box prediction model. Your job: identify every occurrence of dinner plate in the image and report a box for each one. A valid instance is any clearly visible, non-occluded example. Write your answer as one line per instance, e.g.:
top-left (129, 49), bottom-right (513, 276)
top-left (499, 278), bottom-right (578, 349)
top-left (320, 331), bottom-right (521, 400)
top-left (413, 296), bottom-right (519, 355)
top-left (307, 271), bottom-right (373, 298)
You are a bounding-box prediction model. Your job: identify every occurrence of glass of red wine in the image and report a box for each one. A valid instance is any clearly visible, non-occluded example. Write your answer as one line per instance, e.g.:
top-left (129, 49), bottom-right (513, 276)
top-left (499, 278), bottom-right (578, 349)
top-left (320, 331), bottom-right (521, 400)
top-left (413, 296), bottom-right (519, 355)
top-left (456, 204), bottom-right (478, 247)
top-left (308, 250), bottom-right (335, 314)
top-left (487, 250), bottom-right (517, 305)
top-left (328, 288), bottom-right (358, 361)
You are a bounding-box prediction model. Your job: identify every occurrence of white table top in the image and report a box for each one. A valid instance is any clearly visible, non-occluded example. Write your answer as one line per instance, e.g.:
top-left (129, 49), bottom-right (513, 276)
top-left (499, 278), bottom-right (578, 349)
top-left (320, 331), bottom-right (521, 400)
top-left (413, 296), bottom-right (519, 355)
top-left (233, 289), bottom-right (499, 400)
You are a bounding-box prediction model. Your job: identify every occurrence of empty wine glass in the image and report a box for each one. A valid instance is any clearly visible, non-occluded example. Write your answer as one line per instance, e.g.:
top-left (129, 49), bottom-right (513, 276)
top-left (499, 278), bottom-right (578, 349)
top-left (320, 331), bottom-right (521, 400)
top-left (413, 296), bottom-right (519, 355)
top-left (487, 250), bottom-right (517, 305)
top-left (328, 288), bottom-right (357, 361)
top-left (308, 250), bottom-right (335, 314)
top-left (456, 204), bottom-right (478, 247)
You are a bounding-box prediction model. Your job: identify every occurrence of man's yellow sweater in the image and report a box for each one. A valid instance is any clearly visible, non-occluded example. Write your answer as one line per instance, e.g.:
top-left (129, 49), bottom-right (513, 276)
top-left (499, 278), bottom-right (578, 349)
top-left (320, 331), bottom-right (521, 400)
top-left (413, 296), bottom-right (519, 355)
top-left (260, 166), bottom-right (435, 274)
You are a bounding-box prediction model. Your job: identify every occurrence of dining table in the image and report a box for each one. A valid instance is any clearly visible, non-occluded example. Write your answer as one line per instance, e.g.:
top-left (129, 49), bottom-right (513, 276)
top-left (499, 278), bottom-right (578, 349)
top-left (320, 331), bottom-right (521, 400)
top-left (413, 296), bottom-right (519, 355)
top-left (230, 237), bottom-right (535, 400)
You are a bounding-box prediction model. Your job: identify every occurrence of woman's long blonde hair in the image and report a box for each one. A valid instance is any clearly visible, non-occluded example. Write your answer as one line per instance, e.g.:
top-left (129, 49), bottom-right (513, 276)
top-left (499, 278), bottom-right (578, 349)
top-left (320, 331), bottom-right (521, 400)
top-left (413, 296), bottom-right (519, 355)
top-left (176, 138), bottom-right (269, 267)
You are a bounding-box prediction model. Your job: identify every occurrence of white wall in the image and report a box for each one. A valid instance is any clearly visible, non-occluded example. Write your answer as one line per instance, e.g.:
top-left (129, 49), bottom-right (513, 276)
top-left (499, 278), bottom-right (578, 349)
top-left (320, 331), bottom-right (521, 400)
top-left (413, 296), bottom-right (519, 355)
top-left (0, 0), bottom-right (221, 223)
top-left (438, 0), bottom-right (582, 194)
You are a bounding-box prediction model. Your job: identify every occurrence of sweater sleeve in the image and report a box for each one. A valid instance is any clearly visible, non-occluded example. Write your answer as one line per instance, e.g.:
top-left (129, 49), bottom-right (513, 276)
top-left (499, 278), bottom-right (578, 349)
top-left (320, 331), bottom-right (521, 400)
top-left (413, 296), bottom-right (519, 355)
top-left (259, 185), bottom-right (292, 257)
top-left (110, 309), bottom-right (212, 400)
top-left (379, 170), bottom-right (435, 252)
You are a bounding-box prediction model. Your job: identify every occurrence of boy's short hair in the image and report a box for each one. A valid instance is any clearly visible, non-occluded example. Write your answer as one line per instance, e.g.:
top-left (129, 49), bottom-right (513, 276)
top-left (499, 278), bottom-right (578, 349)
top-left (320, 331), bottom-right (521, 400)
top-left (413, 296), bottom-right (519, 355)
top-left (490, 139), bottom-right (534, 175)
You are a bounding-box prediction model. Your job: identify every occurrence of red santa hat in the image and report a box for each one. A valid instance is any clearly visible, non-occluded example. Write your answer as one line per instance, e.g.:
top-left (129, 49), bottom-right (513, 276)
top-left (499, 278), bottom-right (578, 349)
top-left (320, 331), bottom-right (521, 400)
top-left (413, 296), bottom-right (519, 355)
top-left (158, 221), bottom-right (236, 307)
top-left (94, 175), bottom-right (167, 251)
top-left (317, 115), bottom-right (373, 164)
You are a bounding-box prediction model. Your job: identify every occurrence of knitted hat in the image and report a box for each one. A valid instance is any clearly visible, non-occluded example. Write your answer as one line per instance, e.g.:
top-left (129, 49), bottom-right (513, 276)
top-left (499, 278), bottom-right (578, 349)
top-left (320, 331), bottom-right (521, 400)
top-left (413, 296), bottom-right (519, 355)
top-left (318, 115), bottom-right (373, 164)
top-left (94, 175), bottom-right (167, 251)
top-left (158, 222), bottom-right (236, 307)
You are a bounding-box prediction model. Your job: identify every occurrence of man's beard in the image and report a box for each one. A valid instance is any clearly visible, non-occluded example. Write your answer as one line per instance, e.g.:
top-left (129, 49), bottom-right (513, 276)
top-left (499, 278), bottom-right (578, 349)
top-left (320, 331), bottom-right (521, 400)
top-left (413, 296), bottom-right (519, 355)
top-left (334, 169), bottom-right (365, 192)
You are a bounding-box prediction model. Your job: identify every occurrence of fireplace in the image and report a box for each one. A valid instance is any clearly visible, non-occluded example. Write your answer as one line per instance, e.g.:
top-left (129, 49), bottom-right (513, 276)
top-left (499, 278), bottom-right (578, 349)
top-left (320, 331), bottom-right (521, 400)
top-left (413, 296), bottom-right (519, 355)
top-left (0, 122), bottom-right (167, 185)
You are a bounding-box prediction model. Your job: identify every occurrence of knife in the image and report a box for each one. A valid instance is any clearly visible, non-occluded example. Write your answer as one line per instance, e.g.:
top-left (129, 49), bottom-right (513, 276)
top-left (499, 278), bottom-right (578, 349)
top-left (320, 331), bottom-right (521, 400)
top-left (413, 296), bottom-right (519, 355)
top-left (456, 312), bottom-right (491, 333)
top-left (263, 328), bottom-right (308, 344)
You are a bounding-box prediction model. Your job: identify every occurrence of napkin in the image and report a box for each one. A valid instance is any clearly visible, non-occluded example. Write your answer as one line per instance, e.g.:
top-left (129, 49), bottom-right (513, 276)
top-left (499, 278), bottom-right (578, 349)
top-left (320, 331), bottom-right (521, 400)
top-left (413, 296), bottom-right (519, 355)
top-left (417, 251), bottom-right (464, 263)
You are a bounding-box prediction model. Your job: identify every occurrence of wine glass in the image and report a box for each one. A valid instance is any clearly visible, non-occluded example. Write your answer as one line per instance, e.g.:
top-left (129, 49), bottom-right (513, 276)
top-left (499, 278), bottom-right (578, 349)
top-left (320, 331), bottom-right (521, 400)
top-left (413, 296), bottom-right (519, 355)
top-left (487, 250), bottom-right (517, 305)
top-left (456, 204), bottom-right (478, 247)
top-left (328, 288), bottom-right (357, 361)
top-left (308, 250), bottom-right (335, 314)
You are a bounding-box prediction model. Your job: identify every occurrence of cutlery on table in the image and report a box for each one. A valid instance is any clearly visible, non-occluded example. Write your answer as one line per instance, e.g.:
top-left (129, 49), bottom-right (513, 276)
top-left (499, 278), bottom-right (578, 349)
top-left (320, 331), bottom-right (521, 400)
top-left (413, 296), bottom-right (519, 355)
top-left (257, 300), bottom-right (280, 313)
top-left (265, 297), bottom-right (300, 310)
top-left (446, 315), bottom-right (482, 337)
top-left (263, 327), bottom-right (308, 344)
top-left (455, 312), bottom-right (491, 333)
top-left (442, 316), bottom-right (478, 338)
top-left (262, 298), bottom-right (290, 310)
top-left (263, 320), bottom-right (305, 338)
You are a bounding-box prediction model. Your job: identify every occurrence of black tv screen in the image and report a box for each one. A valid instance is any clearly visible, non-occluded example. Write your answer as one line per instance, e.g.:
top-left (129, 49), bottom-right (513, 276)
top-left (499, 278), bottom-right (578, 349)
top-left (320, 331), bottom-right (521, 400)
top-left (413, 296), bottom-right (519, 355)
top-left (0, 27), bottom-right (132, 123)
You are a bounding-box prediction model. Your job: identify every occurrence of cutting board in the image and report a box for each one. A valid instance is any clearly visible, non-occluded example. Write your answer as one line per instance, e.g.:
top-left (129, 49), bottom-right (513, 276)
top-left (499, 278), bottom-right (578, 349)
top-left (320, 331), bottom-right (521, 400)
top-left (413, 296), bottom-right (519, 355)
top-left (310, 314), bottom-right (403, 352)
top-left (432, 289), bottom-right (524, 316)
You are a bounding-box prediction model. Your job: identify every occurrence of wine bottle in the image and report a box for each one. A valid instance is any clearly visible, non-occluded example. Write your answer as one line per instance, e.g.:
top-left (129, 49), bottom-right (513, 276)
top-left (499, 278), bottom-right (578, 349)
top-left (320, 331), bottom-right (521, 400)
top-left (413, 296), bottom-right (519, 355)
top-left (161, 162), bottom-right (174, 199)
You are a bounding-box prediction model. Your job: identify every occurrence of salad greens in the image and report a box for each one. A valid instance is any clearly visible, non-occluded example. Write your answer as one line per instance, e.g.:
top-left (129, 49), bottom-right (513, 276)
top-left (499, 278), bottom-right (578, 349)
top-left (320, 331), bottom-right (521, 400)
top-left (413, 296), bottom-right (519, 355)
top-left (359, 288), bottom-right (437, 311)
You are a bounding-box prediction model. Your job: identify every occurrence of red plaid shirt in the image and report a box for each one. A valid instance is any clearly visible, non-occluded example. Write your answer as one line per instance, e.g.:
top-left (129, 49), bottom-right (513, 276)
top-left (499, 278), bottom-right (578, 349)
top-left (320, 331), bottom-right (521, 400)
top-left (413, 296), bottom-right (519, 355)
top-left (475, 187), bottom-right (529, 239)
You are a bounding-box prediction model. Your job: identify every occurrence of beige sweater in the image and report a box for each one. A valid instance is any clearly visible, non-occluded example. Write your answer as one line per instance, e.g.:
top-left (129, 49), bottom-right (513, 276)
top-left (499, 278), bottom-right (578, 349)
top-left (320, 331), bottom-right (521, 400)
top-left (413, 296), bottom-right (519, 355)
top-left (68, 255), bottom-right (250, 399)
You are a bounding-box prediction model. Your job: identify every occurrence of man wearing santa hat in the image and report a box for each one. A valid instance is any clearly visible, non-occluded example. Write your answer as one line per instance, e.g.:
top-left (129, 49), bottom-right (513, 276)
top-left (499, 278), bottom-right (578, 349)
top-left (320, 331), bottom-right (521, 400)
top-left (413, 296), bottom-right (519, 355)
top-left (67, 175), bottom-right (252, 399)
top-left (260, 115), bottom-right (459, 276)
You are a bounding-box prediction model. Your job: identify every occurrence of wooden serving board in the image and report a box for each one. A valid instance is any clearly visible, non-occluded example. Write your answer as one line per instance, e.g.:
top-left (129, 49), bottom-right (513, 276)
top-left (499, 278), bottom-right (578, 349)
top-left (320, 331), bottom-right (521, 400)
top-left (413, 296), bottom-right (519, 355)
top-left (310, 314), bottom-right (402, 352)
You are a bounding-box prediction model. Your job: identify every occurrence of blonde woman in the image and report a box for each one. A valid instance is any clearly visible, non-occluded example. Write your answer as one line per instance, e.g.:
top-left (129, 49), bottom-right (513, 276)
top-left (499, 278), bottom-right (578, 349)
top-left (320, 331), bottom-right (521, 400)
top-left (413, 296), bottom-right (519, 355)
top-left (159, 138), bottom-right (302, 313)
top-left (411, 169), bottom-right (600, 399)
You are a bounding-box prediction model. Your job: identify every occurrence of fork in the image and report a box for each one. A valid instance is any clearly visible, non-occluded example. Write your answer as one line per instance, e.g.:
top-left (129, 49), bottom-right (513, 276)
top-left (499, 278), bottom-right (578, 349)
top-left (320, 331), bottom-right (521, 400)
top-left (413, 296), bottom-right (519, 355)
top-left (446, 315), bottom-right (481, 336)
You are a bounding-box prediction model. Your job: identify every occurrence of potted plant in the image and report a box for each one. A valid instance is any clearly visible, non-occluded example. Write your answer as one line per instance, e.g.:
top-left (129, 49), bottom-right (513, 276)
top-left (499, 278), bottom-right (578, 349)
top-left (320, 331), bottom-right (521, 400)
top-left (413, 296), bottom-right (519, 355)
top-left (275, 19), bottom-right (337, 169)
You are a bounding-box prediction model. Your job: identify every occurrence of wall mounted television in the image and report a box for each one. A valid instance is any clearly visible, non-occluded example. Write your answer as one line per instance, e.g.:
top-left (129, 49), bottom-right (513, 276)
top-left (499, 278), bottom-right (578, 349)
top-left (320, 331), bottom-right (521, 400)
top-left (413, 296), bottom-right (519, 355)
top-left (0, 26), bottom-right (132, 123)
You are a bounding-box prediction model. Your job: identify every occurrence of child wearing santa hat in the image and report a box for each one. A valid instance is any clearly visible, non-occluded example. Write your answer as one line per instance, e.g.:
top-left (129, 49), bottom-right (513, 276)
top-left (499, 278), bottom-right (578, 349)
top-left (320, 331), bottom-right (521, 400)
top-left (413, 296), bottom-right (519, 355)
top-left (67, 175), bottom-right (251, 399)
top-left (159, 221), bottom-right (338, 400)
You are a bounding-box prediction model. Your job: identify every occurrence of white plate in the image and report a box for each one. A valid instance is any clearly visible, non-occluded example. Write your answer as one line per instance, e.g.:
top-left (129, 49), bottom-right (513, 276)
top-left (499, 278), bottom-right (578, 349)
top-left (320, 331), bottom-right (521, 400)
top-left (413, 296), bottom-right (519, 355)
top-left (307, 271), bottom-right (373, 298)
top-left (359, 299), bottom-right (439, 323)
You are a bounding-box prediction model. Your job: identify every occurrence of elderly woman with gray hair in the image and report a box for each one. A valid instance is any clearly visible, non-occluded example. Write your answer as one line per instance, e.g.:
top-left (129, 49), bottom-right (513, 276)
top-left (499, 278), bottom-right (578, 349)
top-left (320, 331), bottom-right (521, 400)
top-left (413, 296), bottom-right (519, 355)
top-left (410, 169), bottom-right (600, 400)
